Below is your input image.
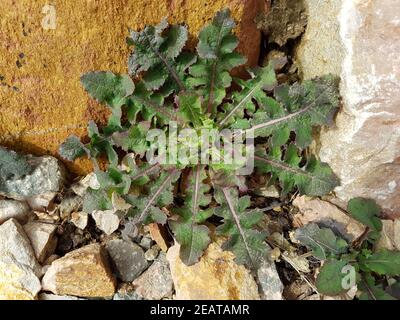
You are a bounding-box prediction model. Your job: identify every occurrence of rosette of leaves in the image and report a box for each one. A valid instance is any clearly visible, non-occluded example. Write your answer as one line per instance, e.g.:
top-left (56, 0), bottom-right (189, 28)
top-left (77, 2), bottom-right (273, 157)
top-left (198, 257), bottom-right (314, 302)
top-left (294, 198), bottom-right (400, 300)
top-left (59, 9), bottom-right (339, 268)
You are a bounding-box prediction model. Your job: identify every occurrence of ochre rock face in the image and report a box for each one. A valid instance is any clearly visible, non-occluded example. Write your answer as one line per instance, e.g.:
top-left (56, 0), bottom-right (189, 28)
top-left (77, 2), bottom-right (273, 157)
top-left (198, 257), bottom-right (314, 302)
top-left (166, 239), bottom-right (260, 300)
top-left (0, 0), bottom-right (264, 175)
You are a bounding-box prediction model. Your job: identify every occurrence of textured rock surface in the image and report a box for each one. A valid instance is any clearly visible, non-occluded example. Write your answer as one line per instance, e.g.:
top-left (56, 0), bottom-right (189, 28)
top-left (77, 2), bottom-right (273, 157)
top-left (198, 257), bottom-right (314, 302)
top-left (41, 243), bottom-right (116, 297)
top-left (295, 0), bottom-right (344, 79)
top-left (106, 239), bottom-right (148, 282)
top-left (132, 253), bottom-right (174, 300)
top-left (23, 221), bottom-right (58, 263)
top-left (293, 196), bottom-right (365, 241)
top-left (0, 219), bottom-right (42, 277)
top-left (257, 260), bottom-right (284, 300)
top-left (38, 293), bottom-right (82, 300)
top-left (375, 220), bottom-right (400, 251)
top-left (167, 239), bottom-right (260, 300)
top-left (0, 200), bottom-right (31, 224)
top-left (296, 0), bottom-right (400, 217)
top-left (0, 0), bottom-right (264, 174)
top-left (0, 254), bottom-right (41, 300)
top-left (0, 150), bottom-right (65, 201)
top-left (92, 210), bottom-right (122, 235)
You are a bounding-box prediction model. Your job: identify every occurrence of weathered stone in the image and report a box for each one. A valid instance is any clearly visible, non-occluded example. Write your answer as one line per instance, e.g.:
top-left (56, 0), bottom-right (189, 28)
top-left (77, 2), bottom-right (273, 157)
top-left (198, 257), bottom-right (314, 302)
top-left (23, 221), bottom-right (58, 263)
top-left (293, 196), bottom-right (365, 241)
top-left (257, 260), bottom-right (284, 300)
top-left (41, 243), bottom-right (116, 298)
top-left (0, 254), bottom-right (41, 300)
top-left (71, 173), bottom-right (100, 197)
top-left (0, 200), bottom-right (31, 224)
top-left (295, 0), bottom-right (344, 79)
top-left (133, 253), bottom-right (174, 300)
top-left (70, 211), bottom-right (89, 230)
top-left (27, 192), bottom-right (57, 211)
top-left (147, 223), bottom-right (170, 252)
top-left (167, 239), bottom-right (260, 300)
top-left (92, 210), bottom-right (122, 235)
top-left (0, 218), bottom-right (42, 277)
top-left (145, 245), bottom-right (160, 261)
top-left (257, 0), bottom-right (307, 46)
top-left (59, 195), bottom-right (83, 219)
top-left (139, 236), bottom-right (153, 250)
top-left (38, 293), bottom-right (82, 300)
top-left (106, 239), bottom-right (148, 282)
top-left (0, 150), bottom-right (65, 201)
top-left (297, 0), bottom-right (400, 217)
top-left (0, 0), bottom-right (264, 175)
top-left (375, 220), bottom-right (400, 251)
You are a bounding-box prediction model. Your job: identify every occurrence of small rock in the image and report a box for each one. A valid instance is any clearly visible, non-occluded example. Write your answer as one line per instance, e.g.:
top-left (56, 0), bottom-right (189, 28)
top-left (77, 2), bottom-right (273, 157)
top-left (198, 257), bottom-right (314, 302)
top-left (0, 253), bottom-right (41, 300)
top-left (0, 149), bottom-right (65, 201)
top-left (257, 260), bottom-right (284, 300)
top-left (41, 243), bottom-right (116, 298)
top-left (70, 211), bottom-right (88, 230)
top-left (293, 196), bottom-right (366, 241)
top-left (92, 210), bottom-right (122, 235)
top-left (256, 185), bottom-right (280, 198)
top-left (113, 291), bottom-right (143, 300)
top-left (0, 218), bottom-right (42, 277)
top-left (145, 245), bottom-right (160, 261)
top-left (38, 293), bottom-right (83, 300)
top-left (264, 50), bottom-right (288, 71)
top-left (147, 223), bottom-right (170, 252)
top-left (106, 239), bottom-right (148, 282)
top-left (59, 195), bottom-right (83, 219)
top-left (23, 221), bottom-right (58, 263)
top-left (27, 191), bottom-right (56, 211)
top-left (139, 236), bottom-right (153, 250)
top-left (375, 219), bottom-right (400, 251)
top-left (71, 173), bottom-right (100, 197)
top-left (0, 199), bottom-right (31, 224)
top-left (133, 253), bottom-right (174, 300)
top-left (166, 239), bottom-right (260, 300)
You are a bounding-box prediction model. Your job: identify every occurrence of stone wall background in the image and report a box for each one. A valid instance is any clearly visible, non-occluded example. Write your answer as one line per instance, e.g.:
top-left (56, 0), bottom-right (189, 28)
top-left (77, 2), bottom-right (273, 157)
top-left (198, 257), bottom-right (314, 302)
top-left (0, 0), bottom-right (264, 174)
top-left (296, 0), bottom-right (400, 218)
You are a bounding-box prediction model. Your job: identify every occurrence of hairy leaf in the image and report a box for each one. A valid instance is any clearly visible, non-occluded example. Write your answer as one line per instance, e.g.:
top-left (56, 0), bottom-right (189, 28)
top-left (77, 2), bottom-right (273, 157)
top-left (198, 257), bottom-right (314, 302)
top-left (219, 64), bottom-right (277, 126)
top-left (316, 259), bottom-right (349, 296)
top-left (177, 93), bottom-right (203, 127)
top-left (243, 75), bottom-right (340, 149)
top-left (128, 170), bottom-right (180, 224)
top-left (294, 223), bottom-right (348, 260)
top-left (188, 9), bottom-right (246, 115)
top-left (128, 19), bottom-right (188, 92)
top-left (214, 188), bottom-right (268, 268)
top-left (83, 188), bottom-right (113, 213)
top-left (255, 144), bottom-right (339, 196)
top-left (81, 71), bottom-right (134, 109)
top-left (347, 197), bottom-right (382, 232)
top-left (59, 135), bottom-right (88, 161)
top-left (170, 165), bottom-right (212, 265)
top-left (359, 250), bottom-right (400, 276)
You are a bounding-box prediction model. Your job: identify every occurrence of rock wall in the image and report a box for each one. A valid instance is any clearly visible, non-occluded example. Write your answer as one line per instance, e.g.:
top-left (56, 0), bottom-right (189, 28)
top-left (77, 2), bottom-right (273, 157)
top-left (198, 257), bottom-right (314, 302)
top-left (0, 0), bottom-right (264, 174)
top-left (296, 0), bottom-right (400, 218)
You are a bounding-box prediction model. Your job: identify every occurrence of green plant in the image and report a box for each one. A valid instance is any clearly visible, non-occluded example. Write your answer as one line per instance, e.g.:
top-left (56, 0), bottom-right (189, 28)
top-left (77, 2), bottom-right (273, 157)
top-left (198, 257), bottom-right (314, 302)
top-left (294, 197), bottom-right (400, 300)
top-left (59, 9), bottom-right (339, 268)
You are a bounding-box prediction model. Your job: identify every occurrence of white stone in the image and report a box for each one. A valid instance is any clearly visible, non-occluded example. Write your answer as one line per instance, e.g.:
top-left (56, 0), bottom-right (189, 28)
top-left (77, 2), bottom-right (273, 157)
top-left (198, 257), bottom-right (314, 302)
top-left (23, 221), bottom-right (58, 263)
top-left (0, 200), bottom-right (31, 224)
top-left (70, 211), bottom-right (88, 230)
top-left (0, 218), bottom-right (42, 277)
top-left (92, 210), bottom-right (122, 235)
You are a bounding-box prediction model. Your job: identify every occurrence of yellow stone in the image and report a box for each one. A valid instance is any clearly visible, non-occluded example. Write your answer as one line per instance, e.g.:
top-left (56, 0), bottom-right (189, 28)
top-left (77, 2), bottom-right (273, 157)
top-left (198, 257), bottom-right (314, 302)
top-left (0, 0), bottom-right (264, 174)
top-left (41, 243), bottom-right (116, 298)
top-left (166, 238), bottom-right (260, 300)
top-left (0, 254), bottom-right (41, 300)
